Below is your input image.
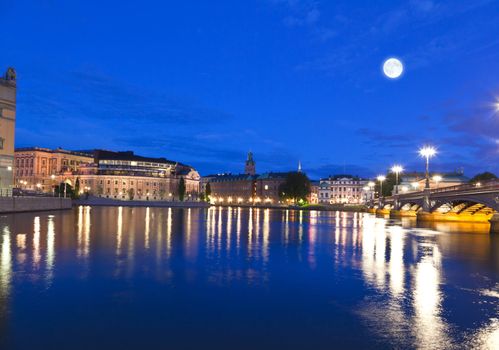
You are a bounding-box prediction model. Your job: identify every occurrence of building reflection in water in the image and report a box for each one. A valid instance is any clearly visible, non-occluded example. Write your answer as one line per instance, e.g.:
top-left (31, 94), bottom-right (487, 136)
top-left (0, 206), bottom-right (496, 348)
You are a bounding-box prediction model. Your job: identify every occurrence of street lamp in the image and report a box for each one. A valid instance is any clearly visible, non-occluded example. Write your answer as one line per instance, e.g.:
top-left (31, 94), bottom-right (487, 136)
top-left (377, 175), bottom-right (386, 198)
top-left (419, 146), bottom-right (437, 189)
top-left (390, 165), bottom-right (404, 194)
top-left (432, 175), bottom-right (442, 189)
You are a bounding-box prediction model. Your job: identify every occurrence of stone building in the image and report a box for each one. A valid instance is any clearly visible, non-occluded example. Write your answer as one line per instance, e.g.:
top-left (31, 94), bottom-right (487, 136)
top-left (14, 148), bottom-right (200, 200)
top-left (318, 175), bottom-right (370, 204)
top-left (203, 152), bottom-right (290, 204)
top-left (0, 68), bottom-right (17, 195)
top-left (15, 147), bottom-right (94, 191)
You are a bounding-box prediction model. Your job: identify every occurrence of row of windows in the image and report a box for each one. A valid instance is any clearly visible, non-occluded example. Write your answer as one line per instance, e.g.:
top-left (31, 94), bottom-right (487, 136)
top-left (320, 193), bottom-right (362, 198)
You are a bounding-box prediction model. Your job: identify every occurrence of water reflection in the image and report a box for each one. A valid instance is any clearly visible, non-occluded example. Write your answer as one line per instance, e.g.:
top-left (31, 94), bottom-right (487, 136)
top-left (0, 207), bottom-right (496, 349)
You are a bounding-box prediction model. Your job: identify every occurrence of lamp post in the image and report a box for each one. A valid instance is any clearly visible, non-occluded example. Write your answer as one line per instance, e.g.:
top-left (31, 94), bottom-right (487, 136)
top-left (51, 174), bottom-right (56, 196)
top-left (377, 175), bottom-right (386, 198)
top-left (391, 165), bottom-right (404, 194)
top-left (419, 146), bottom-right (437, 190)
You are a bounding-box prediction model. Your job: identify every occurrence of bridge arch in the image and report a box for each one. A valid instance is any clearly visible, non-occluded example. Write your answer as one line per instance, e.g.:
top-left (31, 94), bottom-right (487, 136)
top-left (430, 197), bottom-right (498, 215)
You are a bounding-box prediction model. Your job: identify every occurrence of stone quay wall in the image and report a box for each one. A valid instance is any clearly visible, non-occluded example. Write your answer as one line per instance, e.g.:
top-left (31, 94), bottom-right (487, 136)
top-left (0, 196), bottom-right (72, 213)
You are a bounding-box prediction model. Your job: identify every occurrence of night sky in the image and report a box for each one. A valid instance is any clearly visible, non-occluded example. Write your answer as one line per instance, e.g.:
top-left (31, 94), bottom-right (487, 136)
top-left (2, 0), bottom-right (498, 179)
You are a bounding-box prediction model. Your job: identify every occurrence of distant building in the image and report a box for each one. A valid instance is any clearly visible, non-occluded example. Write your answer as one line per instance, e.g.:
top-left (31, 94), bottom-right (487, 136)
top-left (398, 171), bottom-right (469, 193)
top-left (245, 151), bottom-right (256, 175)
top-left (309, 180), bottom-right (319, 204)
top-left (318, 175), bottom-right (370, 204)
top-left (203, 152), bottom-right (291, 204)
top-left (14, 148), bottom-right (200, 200)
top-left (0, 68), bottom-right (17, 195)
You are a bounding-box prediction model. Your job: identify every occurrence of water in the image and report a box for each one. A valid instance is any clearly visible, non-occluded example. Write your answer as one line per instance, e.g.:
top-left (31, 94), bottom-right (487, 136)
top-left (0, 206), bottom-right (497, 349)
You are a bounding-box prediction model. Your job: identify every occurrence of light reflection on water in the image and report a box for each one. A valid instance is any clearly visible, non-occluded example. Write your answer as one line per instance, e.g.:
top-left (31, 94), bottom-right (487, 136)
top-left (0, 206), bottom-right (497, 349)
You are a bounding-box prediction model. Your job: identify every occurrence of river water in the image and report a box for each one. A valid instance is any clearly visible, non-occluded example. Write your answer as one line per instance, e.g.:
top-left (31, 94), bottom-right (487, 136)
top-left (0, 206), bottom-right (497, 349)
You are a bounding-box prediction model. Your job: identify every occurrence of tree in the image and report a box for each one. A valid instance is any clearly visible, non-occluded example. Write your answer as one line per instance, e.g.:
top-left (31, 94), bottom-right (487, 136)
top-left (127, 188), bottom-right (135, 200)
top-left (55, 182), bottom-right (74, 198)
top-left (374, 171), bottom-right (398, 197)
top-left (278, 172), bottom-right (311, 203)
top-left (205, 182), bottom-right (212, 202)
top-left (74, 177), bottom-right (81, 199)
top-left (159, 188), bottom-right (166, 200)
top-left (469, 172), bottom-right (497, 184)
top-left (178, 177), bottom-right (186, 201)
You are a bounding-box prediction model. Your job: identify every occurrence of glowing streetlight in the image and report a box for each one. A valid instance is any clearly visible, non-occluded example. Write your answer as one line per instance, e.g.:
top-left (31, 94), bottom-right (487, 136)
top-left (419, 146), bottom-right (437, 189)
top-left (391, 165), bottom-right (404, 194)
top-left (432, 175), bottom-right (442, 189)
top-left (377, 175), bottom-right (386, 198)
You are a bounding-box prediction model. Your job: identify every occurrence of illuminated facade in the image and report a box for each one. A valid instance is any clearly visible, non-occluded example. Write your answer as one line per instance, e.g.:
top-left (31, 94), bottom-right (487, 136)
top-left (206, 172), bottom-right (289, 204)
top-left (14, 148), bottom-right (200, 200)
top-left (202, 153), bottom-right (290, 204)
top-left (15, 147), bottom-right (94, 191)
top-left (318, 176), bottom-right (370, 204)
top-left (398, 171), bottom-right (469, 193)
top-left (0, 68), bottom-right (16, 194)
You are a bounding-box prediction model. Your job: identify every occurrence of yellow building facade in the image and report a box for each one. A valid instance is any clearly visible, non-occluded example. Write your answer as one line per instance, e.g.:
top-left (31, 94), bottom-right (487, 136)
top-left (0, 68), bottom-right (17, 194)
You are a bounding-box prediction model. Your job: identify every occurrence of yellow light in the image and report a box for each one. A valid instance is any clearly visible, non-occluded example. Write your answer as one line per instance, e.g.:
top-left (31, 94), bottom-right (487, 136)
top-left (432, 175), bottom-right (442, 183)
top-left (419, 146), bottom-right (437, 158)
top-left (411, 182), bottom-right (420, 189)
top-left (368, 181), bottom-right (375, 187)
top-left (228, 197), bottom-right (233, 202)
top-left (377, 175), bottom-right (386, 182)
top-left (401, 186), bottom-right (408, 193)
top-left (391, 165), bottom-right (403, 174)
top-left (237, 197), bottom-right (243, 203)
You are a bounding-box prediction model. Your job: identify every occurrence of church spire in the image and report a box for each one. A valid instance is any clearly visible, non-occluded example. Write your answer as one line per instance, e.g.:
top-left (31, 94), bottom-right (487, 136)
top-left (298, 160), bottom-right (302, 173)
top-left (245, 151), bottom-right (256, 175)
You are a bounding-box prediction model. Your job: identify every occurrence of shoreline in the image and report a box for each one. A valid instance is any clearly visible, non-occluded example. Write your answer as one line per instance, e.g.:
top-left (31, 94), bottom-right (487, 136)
top-left (73, 197), bottom-right (367, 212)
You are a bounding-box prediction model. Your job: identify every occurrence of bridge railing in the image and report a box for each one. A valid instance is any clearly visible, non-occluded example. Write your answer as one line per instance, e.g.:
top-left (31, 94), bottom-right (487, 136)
top-left (429, 179), bottom-right (499, 194)
top-left (383, 179), bottom-right (499, 201)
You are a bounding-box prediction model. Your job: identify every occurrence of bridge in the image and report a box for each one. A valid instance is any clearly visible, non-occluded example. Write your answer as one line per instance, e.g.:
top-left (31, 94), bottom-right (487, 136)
top-left (368, 180), bottom-right (499, 233)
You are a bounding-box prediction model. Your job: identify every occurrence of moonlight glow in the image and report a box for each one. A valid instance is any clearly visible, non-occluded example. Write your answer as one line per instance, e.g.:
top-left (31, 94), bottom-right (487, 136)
top-left (383, 58), bottom-right (404, 79)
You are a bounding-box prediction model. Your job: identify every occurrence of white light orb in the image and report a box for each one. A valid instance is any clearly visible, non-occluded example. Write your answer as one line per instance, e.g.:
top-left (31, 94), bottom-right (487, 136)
top-left (383, 58), bottom-right (404, 79)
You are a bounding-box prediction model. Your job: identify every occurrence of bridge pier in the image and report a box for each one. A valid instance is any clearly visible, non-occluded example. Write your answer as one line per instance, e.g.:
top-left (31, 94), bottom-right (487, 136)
top-left (376, 208), bottom-right (390, 216)
top-left (390, 210), bottom-right (417, 218)
top-left (490, 213), bottom-right (499, 234)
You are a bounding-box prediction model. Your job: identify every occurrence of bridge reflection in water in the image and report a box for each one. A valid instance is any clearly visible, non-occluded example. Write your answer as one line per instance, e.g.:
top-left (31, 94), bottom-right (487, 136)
top-left (0, 207), bottom-right (497, 349)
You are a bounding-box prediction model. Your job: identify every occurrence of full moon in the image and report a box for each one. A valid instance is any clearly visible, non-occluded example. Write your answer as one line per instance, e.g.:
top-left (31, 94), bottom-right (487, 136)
top-left (383, 58), bottom-right (404, 79)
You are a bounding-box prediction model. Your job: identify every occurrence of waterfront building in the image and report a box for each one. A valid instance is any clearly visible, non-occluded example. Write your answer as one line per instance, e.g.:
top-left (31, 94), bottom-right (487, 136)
top-left (14, 148), bottom-right (200, 200)
top-left (309, 180), bottom-right (319, 204)
top-left (0, 68), bottom-right (16, 194)
top-left (203, 152), bottom-right (290, 204)
top-left (14, 147), bottom-right (94, 191)
top-left (244, 151), bottom-right (256, 175)
top-left (398, 171), bottom-right (469, 193)
top-left (318, 175), bottom-right (370, 204)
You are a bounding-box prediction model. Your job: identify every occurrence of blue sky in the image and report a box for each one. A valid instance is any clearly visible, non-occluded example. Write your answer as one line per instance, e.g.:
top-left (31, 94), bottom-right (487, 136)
top-left (2, 0), bottom-right (498, 178)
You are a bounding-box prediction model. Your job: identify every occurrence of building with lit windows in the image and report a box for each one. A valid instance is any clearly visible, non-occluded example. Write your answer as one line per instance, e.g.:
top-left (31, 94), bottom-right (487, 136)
top-left (14, 147), bottom-right (94, 191)
top-left (14, 148), bottom-right (200, 200)
top-left (202, 152), bottom-right (290, 204)
top-left (397, 171), bottom-right (469, 193)
top-left (318, 175), bottom-right (370, 204)
top-left (0, 68), bottom-right (17, 195)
